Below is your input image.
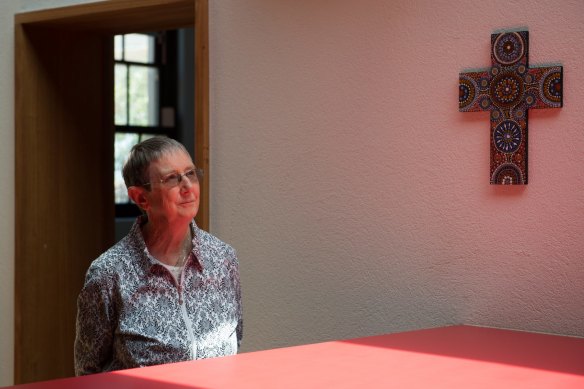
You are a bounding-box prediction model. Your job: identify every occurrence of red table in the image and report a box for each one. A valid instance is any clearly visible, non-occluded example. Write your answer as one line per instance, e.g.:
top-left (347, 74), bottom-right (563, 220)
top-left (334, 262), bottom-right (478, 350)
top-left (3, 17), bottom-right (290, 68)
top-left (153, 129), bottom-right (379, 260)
top-left (8, 325), bottom-right (584, 388)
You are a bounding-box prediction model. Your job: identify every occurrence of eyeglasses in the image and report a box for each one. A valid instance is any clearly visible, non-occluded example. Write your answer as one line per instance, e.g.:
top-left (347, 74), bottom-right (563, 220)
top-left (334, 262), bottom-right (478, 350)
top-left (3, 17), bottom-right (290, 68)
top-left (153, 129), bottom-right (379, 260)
top-left (142, 168), bottom-right (203, 189)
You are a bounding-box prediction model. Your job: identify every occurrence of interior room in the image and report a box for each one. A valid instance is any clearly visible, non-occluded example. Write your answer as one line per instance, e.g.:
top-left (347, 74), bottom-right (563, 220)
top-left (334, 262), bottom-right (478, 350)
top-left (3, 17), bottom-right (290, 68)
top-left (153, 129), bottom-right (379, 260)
top-left (1, 0), bottom-right (583, 386)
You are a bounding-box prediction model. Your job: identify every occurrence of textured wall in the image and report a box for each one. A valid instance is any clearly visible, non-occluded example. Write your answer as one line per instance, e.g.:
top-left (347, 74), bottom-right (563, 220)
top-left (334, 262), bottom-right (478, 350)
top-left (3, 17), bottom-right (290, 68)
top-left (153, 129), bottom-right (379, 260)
top-left (0, 1), bottom-right (17, 385)
top-left (209, 0), bottom-right (584, 354)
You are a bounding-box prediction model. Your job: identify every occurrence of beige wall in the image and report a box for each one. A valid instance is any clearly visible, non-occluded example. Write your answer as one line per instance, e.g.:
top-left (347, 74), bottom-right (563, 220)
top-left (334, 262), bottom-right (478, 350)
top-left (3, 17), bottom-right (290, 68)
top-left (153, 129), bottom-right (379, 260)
top-left (208, 0), bottom-right (584, 353)
top-left (2, 0), bottom-right (584, 385)
top-left (0, 2), bottom-right (17, 385)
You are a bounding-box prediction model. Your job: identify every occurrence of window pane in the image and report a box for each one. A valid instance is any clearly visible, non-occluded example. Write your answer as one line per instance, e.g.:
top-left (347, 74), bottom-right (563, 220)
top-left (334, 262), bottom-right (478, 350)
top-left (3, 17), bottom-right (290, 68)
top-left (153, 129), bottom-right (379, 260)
top-left (114, 133), bottom-right (140, 203)
top-left (114, 64), bottom-right (128, 125)
top-left (114, 35), bottom-right (123, 61)
top-left (124, 33), bottom-right (155, 63)
top-left (129, 65), bottom-right (159, 126)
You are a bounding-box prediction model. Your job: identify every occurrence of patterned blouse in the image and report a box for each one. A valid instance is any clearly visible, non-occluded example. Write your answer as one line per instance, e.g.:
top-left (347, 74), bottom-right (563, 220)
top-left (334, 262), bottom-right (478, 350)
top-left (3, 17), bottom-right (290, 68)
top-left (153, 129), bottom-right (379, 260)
top-left (74, 217), bottom-right (242, 375)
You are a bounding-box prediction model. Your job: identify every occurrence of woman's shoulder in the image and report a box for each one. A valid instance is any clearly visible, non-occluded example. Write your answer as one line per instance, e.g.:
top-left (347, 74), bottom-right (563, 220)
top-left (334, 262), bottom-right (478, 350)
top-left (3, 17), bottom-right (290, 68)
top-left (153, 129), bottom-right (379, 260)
top-left (85, 235), bottom-right (142, 282)
top-left (197, 229), bottom-right (236, 253)
top-left (194, 227), bottom-right (237, 265)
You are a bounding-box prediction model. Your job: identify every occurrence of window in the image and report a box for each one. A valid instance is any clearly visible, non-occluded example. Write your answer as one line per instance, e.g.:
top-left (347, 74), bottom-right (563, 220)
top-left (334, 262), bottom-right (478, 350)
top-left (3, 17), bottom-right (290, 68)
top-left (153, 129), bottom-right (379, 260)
top-left (114, 32), bottom-right (177, 216)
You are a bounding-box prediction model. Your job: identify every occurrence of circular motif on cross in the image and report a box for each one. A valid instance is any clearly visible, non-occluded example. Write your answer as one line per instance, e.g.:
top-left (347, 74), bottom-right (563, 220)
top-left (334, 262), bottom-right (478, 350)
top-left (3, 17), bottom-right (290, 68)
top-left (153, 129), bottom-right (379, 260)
top-left (490, 65), bottom-right (501, 77)
top-left (493, 32), bottom-right (525, 66)
top-left (492, 163), bottom-right (524, 185)
top-left (459, 75), bottom-right (478, 110)
top-left (491, 109), bottom-right (502, 121)
top-left (493, 120), bottom-right (522, 153)
top-left (490, 71), bottom-right (524, 108)
top-left (524, 92), bottom-right (536, 107)
top-left (479, 96), bottom-right (491, 110)
top-left (513, 108), bottom-right (525, 120)
top-left (517, 64), bottom-right (527, 75)
top-left (540, 69), bottom-right (562, 107)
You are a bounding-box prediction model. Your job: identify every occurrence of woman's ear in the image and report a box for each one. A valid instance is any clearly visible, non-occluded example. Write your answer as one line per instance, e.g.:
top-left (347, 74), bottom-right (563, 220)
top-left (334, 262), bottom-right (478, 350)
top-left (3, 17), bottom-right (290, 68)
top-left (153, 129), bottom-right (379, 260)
top-left (128, 186), bottom-right (149, 212)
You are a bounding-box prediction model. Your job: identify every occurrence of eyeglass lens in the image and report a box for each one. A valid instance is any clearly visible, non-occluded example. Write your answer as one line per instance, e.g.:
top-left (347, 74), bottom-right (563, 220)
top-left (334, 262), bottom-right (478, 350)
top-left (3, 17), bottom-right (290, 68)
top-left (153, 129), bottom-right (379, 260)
top-left (163, 169), bottom-right (201, 187)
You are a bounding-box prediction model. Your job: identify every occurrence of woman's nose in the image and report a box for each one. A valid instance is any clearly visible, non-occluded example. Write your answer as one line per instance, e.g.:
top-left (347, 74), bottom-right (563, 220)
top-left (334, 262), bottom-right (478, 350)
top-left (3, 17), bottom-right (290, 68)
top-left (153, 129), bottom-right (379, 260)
top-left (179, 175), bottom-right (193, 189)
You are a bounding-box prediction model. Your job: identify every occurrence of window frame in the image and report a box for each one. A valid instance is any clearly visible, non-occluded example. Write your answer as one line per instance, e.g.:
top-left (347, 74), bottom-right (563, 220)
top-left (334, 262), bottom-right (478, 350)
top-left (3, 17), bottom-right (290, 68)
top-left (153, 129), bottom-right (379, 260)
top-left (114, 31), bottom-right (179, 217)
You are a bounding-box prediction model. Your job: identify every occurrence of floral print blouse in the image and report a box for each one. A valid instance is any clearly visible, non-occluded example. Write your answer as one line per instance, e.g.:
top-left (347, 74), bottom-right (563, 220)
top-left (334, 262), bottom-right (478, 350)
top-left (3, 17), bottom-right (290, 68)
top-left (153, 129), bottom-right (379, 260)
top-left (74, 217), bottom-right (242, 375)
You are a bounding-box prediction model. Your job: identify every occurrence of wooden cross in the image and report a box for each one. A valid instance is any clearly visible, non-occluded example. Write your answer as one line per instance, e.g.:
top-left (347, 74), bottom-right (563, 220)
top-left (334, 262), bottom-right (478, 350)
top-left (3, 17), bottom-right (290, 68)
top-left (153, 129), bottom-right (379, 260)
top-left (459, 31), bottom-right (563, 185)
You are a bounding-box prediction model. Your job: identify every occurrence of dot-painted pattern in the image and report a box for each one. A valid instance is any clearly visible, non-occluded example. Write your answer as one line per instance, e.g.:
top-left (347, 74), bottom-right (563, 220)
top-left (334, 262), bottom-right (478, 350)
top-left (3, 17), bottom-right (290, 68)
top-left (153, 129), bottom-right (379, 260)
top-left (493, 120), bottom-right (522, 153)
top-left (458, 30), bottom-right (563, 185)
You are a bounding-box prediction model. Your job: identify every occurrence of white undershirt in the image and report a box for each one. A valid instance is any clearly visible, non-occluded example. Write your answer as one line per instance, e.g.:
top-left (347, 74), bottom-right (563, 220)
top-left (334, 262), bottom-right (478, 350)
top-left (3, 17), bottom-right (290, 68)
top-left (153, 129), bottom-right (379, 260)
top-left (148, 253), bottom-right (184, 284)
top-left (160, 263), bottom-right (183, 283)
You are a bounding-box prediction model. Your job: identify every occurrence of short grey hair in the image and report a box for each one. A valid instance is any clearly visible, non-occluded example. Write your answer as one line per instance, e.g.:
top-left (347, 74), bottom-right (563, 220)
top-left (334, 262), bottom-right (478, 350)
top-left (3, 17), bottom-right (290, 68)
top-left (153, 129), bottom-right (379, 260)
top-left (122, 136), bottom-right (190, 189)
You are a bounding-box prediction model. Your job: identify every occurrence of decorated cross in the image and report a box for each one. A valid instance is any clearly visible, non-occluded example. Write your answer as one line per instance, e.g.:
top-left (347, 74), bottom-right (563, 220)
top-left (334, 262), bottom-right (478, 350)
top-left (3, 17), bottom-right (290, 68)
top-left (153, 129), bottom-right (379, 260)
top-left (459, 31), bottom-right (563, 184)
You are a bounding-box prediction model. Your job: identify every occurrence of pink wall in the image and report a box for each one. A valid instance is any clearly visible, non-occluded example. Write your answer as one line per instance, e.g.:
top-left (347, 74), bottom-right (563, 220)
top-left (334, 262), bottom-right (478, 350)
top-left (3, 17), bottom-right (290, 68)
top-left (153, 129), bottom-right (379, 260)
top-left (210, 0), bottom-right (584, 353)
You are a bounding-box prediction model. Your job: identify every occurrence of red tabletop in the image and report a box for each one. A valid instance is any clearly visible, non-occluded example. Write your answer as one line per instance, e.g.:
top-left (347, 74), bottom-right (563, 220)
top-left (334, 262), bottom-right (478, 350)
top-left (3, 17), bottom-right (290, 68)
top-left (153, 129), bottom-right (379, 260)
top-left (8, 325), bottom-right (584, 388)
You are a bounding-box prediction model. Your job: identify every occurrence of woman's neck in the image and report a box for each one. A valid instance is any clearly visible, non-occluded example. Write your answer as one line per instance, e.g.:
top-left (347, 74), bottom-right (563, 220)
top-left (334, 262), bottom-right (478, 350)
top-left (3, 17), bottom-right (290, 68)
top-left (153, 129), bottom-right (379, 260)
top-left (142, 218), bottom-right (192, 266)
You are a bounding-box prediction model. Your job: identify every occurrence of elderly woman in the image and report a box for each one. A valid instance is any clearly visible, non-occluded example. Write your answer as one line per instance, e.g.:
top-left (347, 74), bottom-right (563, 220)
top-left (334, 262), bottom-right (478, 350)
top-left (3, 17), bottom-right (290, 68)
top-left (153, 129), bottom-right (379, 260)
top-left (74, 136), bottom-right (242, 375)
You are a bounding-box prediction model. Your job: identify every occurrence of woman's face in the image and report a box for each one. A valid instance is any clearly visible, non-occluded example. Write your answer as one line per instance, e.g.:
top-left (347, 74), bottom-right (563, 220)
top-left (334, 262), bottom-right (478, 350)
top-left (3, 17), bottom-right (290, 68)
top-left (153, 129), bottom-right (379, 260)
top-left (143, 149), bottom-right (200, 224)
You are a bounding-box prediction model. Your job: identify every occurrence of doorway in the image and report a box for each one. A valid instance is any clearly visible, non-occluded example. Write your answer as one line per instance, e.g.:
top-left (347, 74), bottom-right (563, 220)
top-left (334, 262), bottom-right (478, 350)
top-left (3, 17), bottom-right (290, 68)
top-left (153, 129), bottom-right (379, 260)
top-left (14, 0), bottom-right (208, 383)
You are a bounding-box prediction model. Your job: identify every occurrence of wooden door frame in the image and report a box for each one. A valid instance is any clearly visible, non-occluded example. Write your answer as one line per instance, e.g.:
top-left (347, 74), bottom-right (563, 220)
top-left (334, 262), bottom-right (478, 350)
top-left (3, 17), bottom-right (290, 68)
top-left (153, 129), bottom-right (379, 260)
top-left (14, 0), bottom-right (208, 383)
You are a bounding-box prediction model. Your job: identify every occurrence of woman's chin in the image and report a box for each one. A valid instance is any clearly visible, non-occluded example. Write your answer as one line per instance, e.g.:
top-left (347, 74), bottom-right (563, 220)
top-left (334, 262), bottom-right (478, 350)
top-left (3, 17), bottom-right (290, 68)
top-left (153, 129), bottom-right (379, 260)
top-left (179, 204), bottom-right (199, 220)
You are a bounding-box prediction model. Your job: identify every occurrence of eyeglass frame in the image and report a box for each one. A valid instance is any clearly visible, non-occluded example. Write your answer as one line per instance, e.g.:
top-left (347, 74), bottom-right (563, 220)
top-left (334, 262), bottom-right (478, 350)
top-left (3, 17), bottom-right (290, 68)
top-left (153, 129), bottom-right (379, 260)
top-left (141, 168), bottom-right (204, 189)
